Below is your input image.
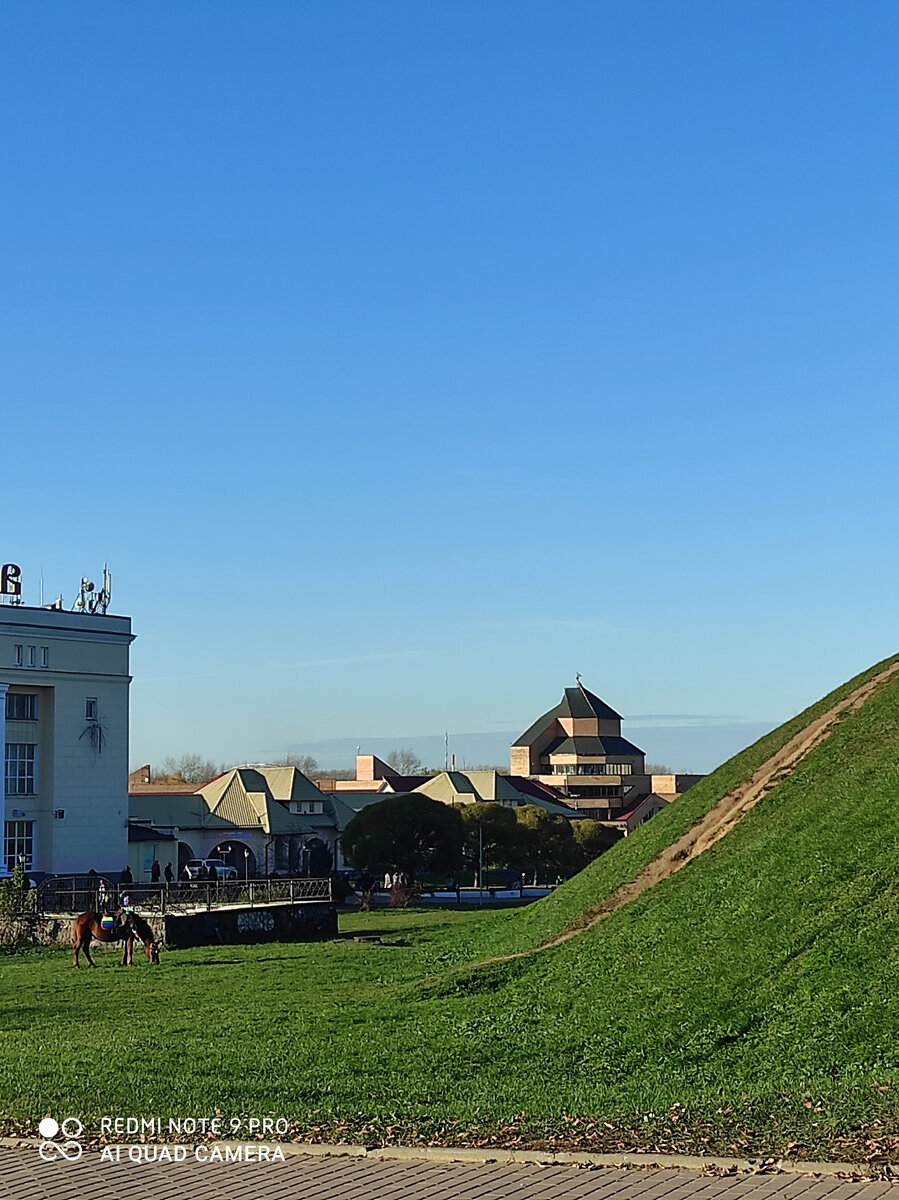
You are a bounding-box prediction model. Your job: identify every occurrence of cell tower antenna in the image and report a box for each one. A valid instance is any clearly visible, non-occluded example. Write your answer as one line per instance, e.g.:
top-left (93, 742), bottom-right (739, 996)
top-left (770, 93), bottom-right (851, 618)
top-left (72, 565), bottom-right (112, 615)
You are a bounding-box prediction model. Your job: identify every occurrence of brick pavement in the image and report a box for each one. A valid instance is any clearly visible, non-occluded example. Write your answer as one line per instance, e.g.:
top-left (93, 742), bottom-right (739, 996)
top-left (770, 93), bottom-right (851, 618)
top-left (3, 1147), bottom-right (899, 1200)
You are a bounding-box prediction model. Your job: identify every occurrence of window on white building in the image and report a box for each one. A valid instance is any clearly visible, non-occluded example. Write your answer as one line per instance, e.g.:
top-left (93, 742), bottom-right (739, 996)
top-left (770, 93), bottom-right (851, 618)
top-left (5, 694), bottom-right (38, 721)
top-left (13, 645), bottom-right (22, 666)
top-left (85, 698), bottom-right (97, 721)
top-left (40, 647), bottom-right (48, 668)
top-left (3, 820), bottom-right (34, 871)
top-left (5, 744), bottom-right (36, 795)
top-left (26, 646), bottom-right (35, 667)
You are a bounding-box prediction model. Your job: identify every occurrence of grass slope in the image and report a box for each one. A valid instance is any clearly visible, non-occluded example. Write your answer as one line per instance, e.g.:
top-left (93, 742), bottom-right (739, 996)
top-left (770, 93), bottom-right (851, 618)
top-left (4, 654), bottom-right (899, 1160)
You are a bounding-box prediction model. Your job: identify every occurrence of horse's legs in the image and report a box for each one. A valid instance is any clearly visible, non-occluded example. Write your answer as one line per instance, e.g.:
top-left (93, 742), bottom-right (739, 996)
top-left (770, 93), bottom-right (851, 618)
top-left (121, 934), bottom-right (134, 966)
top-left (73, 937), bottom-right (80, 968)
top-left (82, 936), bottom-right (96, 968)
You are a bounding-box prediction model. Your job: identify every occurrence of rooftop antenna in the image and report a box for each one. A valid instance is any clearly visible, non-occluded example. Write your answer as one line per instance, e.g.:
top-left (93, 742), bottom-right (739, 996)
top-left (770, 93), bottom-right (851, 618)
top-left (73, 565), bottom-right (112, 615)
top-left (444, 731), bottom-right (448, 771)
top-left (576, 671), bottom-right (582, 685)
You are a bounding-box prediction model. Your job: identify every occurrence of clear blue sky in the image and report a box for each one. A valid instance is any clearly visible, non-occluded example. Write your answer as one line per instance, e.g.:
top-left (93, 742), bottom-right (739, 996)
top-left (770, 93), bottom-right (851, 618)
top-left (3, 2), bottom-right (898, 772)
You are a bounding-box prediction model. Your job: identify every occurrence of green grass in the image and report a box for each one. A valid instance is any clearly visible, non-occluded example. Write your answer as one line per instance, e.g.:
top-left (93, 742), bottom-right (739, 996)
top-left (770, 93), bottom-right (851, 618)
top-left (5, 653), bottom-right (899, 1161)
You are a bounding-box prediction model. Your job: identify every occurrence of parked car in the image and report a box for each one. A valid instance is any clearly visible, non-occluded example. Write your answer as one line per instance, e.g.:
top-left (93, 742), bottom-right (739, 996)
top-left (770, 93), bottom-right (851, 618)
top-left (182, 859), bottom-right (239, 880)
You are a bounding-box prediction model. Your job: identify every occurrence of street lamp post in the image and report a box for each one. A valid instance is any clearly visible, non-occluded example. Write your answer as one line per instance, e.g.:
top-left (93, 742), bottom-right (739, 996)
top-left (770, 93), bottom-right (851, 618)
top-left (478, 823), bottom-right (484, 906)
top-left (243, 847), bottom-right (250, 885)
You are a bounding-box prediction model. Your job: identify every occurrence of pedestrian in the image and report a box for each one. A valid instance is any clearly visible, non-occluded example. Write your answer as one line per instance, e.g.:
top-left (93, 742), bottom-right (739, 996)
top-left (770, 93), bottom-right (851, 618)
top-left (207, 863), bottom-right (218, 883)
top-left (150, 860), bottom-right (161, 883)
top-left (164, 862), bottom-right (174, 884)
top-left (121, 865), bottom-right (133, 885)
top-left (97, 877), bottom-right (109, 912)
top-left (198, 864), bottom-right (209, 881)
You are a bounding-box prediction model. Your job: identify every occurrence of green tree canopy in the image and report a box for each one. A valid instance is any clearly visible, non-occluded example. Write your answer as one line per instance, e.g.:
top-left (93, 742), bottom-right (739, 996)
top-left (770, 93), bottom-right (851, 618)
top-left (515, 805), bottom-right (579, 883)
top-left (341, 794), bottom-right (463, 880)
top-left (458, 802), bottom-right (521, 883)
top-left (572, 818), bottom-right (622, 864)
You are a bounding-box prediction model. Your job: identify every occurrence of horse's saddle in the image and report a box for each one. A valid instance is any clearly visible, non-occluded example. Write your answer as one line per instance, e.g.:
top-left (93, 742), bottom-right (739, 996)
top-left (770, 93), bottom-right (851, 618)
top-left (100, 915), bottom-right (116, 932)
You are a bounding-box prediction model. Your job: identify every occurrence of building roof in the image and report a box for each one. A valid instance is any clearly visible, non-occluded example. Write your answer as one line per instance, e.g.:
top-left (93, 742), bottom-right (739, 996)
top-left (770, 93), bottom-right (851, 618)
top-left (563, 685), bottom-right (622, 722)
top-left (328, 791), bottom-right (401, 831)
top-left (128, 822), bottom-right (177, 842)
top-left (130, 766), bottom-right (324, 836)
top-left (506, 776), bottom-right (575, 807)
top-left (413, 771), bottom-right (580, 818)
top-left (512, 681), bottom-right (622, 747)
top-left (541, 735), bottom-right (646, 758)
top-left (381, 775), bottom-right (432, 792)
top-left (610, 793), bottom-right (670, 824)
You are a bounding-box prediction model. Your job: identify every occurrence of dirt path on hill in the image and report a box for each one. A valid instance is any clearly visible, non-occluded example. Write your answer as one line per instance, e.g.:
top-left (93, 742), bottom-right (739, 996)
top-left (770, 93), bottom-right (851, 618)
top-left (453, 659), bottom-right (899, 973)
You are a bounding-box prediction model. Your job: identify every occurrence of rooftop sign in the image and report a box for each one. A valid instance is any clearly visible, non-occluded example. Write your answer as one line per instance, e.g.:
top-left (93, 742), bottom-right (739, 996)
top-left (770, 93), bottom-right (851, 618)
top-left (1, 565), bottom-right (21, 597)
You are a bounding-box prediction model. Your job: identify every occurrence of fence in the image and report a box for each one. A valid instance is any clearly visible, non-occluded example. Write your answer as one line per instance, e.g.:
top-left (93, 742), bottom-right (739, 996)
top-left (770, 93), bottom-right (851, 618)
top-left (35, 875), bottom-right (332, 916)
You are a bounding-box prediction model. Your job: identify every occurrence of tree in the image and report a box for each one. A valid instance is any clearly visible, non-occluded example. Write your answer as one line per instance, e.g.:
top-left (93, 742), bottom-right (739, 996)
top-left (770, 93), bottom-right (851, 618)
top-left (572, 818), bottom-right (622, 866)
top-left (458, 803), bottom-right (521, 885)
top-left (152, 754), bottom-right (224, 784)
top-left (341, 794), bottom-right (463, 881)
top-left (645, 762), bottom-right (675, 774)
top-left (265, 753), bottom-right (319, 775)
top-left (515, 805), bottom-right (579, 884)
top-left (386, 747), bottom-right (423, 775)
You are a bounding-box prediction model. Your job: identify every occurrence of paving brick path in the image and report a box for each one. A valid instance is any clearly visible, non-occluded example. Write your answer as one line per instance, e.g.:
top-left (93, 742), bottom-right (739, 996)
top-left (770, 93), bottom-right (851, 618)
top-left (3, 1148), bottom-right (899, 1200)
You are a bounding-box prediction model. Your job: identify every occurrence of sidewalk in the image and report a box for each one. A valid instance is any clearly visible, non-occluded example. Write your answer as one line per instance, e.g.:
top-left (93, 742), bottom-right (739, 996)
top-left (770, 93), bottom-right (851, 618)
top-left (3, 1143), bottom-right (897, 1200)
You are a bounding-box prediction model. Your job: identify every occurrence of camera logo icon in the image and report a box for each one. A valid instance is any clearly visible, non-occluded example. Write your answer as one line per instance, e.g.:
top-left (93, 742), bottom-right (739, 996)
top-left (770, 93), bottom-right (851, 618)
top-left (38, 1116), bottom-right (83, 1162)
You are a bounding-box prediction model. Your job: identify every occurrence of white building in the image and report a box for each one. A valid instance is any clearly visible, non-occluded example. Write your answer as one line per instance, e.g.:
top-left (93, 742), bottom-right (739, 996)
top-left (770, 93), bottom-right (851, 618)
top-left (0, 603), bottom-right (133, 876)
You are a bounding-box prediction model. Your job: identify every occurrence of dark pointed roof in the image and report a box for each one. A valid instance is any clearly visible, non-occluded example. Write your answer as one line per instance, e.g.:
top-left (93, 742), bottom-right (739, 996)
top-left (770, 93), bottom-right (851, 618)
top-left (512, 682), bottom-right (622, 747)
top-left (541, 735), bottom-right (645, 758)
top-left (562, 684), bottom-right (621, 722)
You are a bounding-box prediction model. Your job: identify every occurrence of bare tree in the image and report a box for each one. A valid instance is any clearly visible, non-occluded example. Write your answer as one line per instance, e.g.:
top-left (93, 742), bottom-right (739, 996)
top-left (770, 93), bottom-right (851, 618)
top-left (152, 754), bottom-right (224, 785)
top-left (386, 747), bottom-right (423, 775)
top-left (265, 753), bottom-right (319, 776)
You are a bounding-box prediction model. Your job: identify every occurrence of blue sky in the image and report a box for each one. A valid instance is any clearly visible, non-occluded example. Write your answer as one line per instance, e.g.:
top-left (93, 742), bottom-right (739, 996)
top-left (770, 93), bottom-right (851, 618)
top-left (3, 2), bottom-right (899, 773)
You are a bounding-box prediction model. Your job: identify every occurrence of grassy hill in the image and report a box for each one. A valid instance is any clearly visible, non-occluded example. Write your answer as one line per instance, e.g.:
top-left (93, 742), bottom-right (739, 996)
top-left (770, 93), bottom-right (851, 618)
top-left (4, 654), bottom-right (899, 1161)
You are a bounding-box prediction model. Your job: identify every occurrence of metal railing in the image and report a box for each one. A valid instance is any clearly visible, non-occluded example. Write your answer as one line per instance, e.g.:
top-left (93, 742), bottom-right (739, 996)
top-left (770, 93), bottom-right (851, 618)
top-left (35, 875), bottom-right (332, 916)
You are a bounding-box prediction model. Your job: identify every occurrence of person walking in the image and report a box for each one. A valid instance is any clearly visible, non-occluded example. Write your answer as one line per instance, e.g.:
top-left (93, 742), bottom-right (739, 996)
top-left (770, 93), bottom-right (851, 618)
top-left (164, 862), bottom-right (174, 884)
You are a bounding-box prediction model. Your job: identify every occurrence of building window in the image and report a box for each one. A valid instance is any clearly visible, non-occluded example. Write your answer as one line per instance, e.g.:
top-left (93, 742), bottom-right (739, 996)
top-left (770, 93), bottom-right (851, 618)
top-left (5, 744), bottom-right (36, 795)
top-left (3, 820), bottom-right (34, 871)
top-left (5, 694), bottom-right (38, 721)
top-left (40, 647), bottom-right (49, 668)
top-left (13, 645), bottom-right (22, 666)
top-left (289, 800), bottom-right (324, 815)
top-left (85, 698), bottom-right (97, 721)
top-left (26, 646), bottom-right (35, 667)
top-left (548, 762), bottom-right (634, 776)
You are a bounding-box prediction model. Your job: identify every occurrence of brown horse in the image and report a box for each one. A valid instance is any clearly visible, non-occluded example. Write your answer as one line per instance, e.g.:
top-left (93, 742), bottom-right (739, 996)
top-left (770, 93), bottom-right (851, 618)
top-left (72, 909), bottom-right (161, 967)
